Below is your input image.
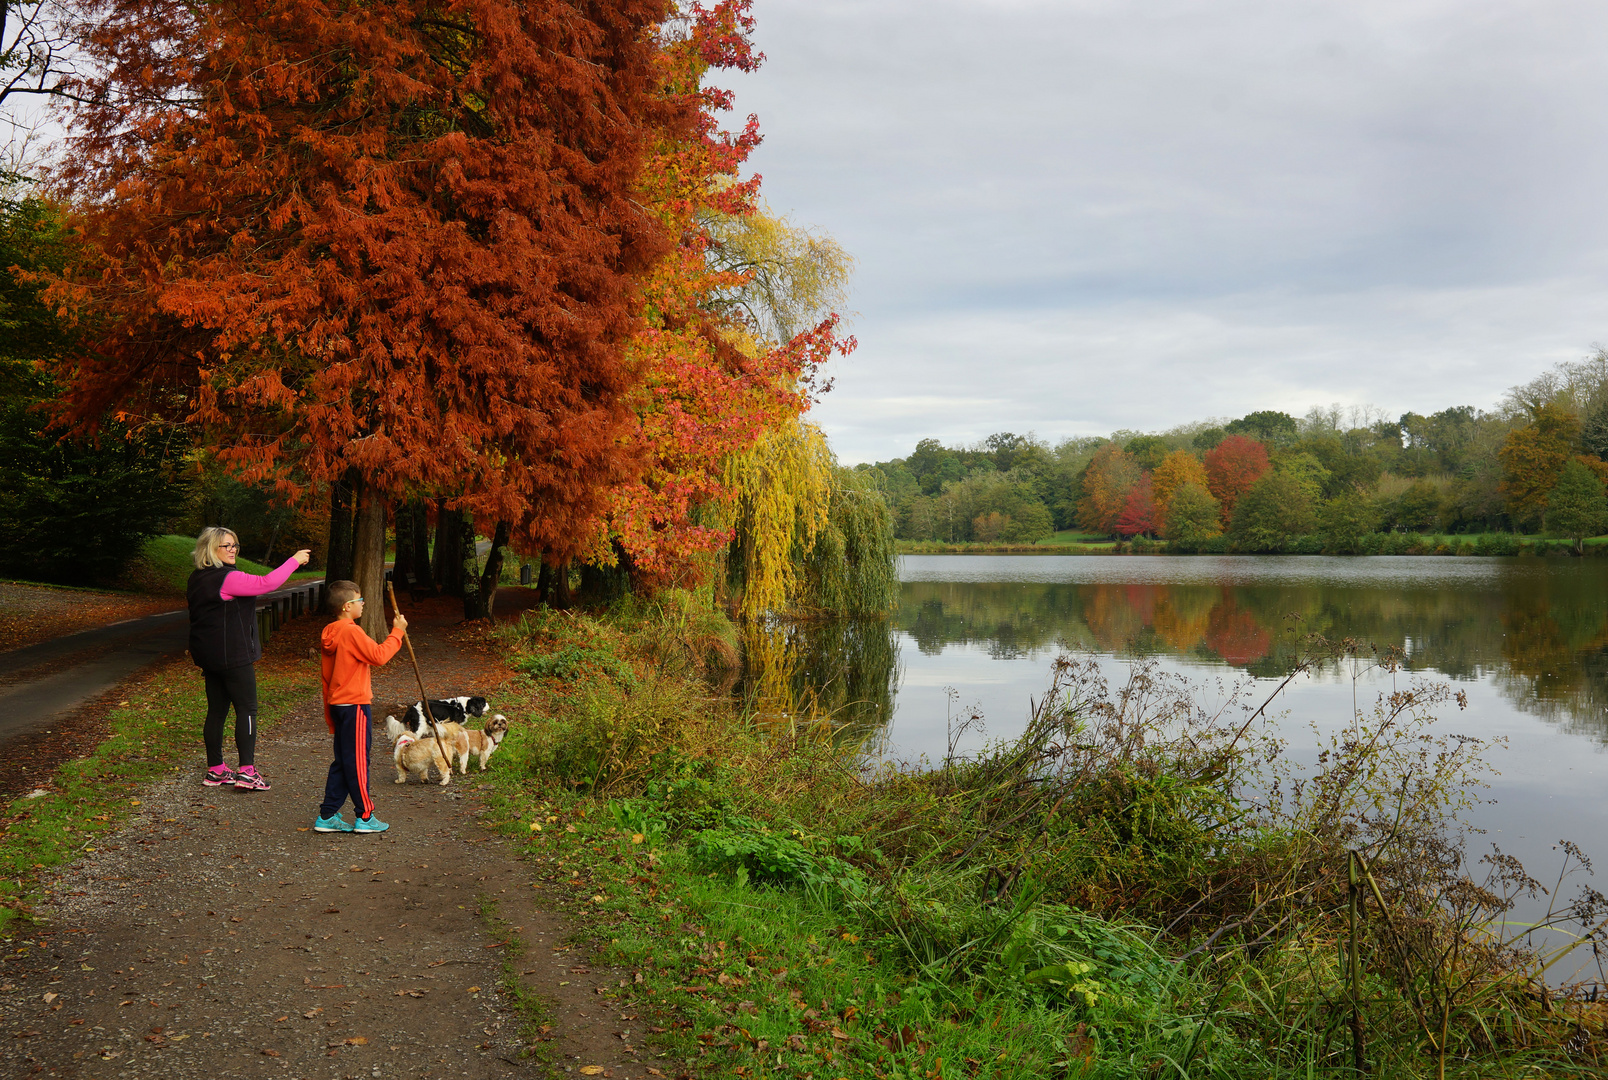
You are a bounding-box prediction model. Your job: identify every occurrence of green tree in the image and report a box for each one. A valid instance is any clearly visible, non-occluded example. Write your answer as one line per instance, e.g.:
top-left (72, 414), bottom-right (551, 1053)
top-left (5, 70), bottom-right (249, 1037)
top-left (1278, 451), bottom-right (1331, 503)
top-left (1122, 434), bottom-right (1169, 471)
top-left (1226, 410), bottom-right (1299, 448)
top-left (1230, 472), bottom-right (1315, 552)
top-left (1162, 481), bottom-right (1221, 548)
top-left (1319, 490), bottom-right (1381, 554)
top-left (0, 196), bottom-right (190, 583)
top-left (1544, 458), bottom-right (1608, 555)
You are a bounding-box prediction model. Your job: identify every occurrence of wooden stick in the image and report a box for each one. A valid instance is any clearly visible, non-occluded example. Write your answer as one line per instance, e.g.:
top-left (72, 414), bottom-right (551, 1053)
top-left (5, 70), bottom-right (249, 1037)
top-left (386, 580), bottom-right (451, 768)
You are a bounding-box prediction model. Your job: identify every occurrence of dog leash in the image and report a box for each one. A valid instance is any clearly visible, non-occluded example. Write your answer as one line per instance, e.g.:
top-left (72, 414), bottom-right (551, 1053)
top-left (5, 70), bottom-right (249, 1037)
top-left (386, 580), bottom-right (451, 765)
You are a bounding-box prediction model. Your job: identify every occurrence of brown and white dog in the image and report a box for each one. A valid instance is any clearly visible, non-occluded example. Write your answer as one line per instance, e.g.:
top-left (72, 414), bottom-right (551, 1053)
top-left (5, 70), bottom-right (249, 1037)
top-left (437, 713), bottom-right (510, 774)
top-left (391, 726), bottom-right (452, 786)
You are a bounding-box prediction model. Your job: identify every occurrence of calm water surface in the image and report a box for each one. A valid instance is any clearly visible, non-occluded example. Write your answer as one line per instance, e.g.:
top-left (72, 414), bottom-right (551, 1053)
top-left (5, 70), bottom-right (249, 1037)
top-left (782, 555), bottom-right (1608, 977)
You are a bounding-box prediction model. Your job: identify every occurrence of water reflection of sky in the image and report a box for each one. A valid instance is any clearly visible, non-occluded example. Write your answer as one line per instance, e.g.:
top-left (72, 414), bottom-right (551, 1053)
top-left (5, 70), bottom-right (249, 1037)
top-left (879, 555), bottom-right (1608, 984)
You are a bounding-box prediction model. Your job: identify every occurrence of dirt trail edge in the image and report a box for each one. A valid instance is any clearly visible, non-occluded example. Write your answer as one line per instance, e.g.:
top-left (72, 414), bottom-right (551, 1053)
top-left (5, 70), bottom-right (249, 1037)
top-left (0, 603), bottom-right (654, 1080)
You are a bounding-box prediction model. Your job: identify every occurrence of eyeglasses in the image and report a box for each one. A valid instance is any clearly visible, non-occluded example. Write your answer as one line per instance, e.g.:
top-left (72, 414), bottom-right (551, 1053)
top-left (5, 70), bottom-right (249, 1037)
top-left (347, 597), bottom-right (365, 606)
top-left (219, 543), bottom-right (239, 551)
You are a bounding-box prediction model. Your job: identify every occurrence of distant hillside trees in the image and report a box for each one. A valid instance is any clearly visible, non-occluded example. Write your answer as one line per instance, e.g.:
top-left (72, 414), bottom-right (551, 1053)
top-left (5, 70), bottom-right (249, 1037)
top-left (864, 350), bottom-right (1608, 552)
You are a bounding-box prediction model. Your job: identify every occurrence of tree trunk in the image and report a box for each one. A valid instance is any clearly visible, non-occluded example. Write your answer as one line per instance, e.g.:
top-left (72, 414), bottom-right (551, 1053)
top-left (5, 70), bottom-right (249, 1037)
top-left (325, 470), bottom-right (358, 588)
top-left (393, 500), bottom-right (414, 592)
top-left (349, 481), bottom-right (388, 641)
top-left (459, 511), bottom-right (481, 620)
top-left (552, 558), bottom-right (572, 609)
top-left (410, 502), bottom-right (435, 594)
top-left (579, 541), bottom-right (633, 604)
top-left (434, 501), bottom-right (463, 597)
top-left (261, 511), bottom-right (285, 566)
top-left (536, 559), bottom-right (555, 606)
top-left (469, 521), bottom-right (510, 620)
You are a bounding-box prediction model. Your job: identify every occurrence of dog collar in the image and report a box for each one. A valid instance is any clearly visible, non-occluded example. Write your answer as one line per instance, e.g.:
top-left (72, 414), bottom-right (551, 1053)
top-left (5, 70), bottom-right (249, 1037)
top-left (396, 735), bottom-right (415, 750)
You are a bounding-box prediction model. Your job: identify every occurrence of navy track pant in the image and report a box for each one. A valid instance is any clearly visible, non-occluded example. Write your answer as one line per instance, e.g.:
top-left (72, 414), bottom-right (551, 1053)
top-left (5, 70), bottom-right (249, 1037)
top-left (320, 704), bottom-right (376, 821)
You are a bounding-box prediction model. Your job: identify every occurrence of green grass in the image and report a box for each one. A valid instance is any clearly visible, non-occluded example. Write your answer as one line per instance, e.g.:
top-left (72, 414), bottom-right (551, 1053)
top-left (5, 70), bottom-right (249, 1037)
top-left (0, 660), bottom-right (312, 936)
top-left (126, 534), bottom-right (323, 595)
top-left (1043, 529), bottom-right (1115, 545)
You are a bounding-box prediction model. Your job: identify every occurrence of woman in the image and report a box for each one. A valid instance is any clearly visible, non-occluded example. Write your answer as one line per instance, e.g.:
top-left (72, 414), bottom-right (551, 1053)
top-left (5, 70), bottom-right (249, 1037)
top-left (186, 527), bottom-right (311, 790)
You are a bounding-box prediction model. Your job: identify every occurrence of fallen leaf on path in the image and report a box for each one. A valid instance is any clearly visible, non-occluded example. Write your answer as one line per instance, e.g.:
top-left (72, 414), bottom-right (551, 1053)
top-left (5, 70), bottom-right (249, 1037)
top-left (579, 1068), bottom-right (604, 1076)
top-left (260, 1049), bottom-right (280, 1057)
top-left (395, 989), bottom-right (427, 998)
top-left (41, 993), bottom-right (56, 1004)
top-left (467, 986), bottom-right (481, 993)
top-left (274, 1016), bottom-right (287, 1022)
top-left (303, 1009), bottom-right (321, 1019)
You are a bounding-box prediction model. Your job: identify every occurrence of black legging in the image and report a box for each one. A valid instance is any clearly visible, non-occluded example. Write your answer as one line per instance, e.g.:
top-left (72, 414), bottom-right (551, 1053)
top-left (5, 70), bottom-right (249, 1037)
top-left (202, 666), bottom-right (258, 768)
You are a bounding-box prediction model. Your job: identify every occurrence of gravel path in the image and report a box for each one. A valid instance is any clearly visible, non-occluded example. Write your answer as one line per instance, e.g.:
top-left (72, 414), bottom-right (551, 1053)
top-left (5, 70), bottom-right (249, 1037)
top-left (0, 596), bottom-right (659, 1080)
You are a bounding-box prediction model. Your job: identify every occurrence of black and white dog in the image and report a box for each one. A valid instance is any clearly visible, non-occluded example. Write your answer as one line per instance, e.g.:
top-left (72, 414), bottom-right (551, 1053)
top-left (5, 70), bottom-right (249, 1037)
top-left (384, 696), bottom-right (490, 744)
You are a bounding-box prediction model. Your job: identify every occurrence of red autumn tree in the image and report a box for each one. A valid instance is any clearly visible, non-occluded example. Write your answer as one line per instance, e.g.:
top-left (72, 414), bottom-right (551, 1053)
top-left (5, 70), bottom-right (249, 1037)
top-left (51, 0), bottom-right (692, 632)
top-left (1114, 472), bottom-right (1159, 538)
top-left (601, 2), bottom-right (853, 591)
top-left (1204, 434), bottom-right (1271, 526)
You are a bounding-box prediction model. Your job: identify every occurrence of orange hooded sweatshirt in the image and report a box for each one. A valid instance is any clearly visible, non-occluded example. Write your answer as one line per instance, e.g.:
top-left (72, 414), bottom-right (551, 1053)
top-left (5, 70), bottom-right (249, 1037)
top-left (320, 617), bottom-right (405, 723)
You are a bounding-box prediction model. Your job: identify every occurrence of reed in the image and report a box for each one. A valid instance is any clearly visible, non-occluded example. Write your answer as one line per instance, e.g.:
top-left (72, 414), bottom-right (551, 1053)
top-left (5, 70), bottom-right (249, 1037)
top-left (489, 604), bottom-right (1608, 1076)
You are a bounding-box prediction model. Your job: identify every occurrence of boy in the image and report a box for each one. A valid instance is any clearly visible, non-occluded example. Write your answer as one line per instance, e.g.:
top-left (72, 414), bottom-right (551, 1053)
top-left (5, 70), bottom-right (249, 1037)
top-left (314, 580), bottom-right (407, 834)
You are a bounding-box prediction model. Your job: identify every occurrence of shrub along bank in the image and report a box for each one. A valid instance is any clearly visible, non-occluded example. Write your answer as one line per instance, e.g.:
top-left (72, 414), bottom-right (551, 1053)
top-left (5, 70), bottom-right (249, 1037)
top-left (477, 599), bottom-right (1608, 1079)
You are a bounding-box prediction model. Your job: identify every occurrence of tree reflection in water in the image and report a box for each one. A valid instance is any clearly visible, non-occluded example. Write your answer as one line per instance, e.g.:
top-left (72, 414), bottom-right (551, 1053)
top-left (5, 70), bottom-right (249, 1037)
top-left (736, 619), bottom-right (902, 754)
top-left (895, 564), bottom-right (1608, 743)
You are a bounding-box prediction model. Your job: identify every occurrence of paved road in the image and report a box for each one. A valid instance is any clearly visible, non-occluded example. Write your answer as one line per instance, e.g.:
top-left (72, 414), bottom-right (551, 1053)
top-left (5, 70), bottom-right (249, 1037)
top-left (0, 582), bottom-right (322, 742)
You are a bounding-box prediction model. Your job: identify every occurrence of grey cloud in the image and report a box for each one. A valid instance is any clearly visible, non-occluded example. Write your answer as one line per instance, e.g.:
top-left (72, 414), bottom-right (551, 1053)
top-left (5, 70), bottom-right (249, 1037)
top-left (723, 1), bottom-right (1608, 460)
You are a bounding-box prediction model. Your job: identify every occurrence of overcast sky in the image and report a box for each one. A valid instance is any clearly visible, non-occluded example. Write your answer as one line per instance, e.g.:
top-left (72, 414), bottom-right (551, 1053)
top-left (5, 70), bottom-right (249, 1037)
top-left (724, 0), bottom-right (1608, 464)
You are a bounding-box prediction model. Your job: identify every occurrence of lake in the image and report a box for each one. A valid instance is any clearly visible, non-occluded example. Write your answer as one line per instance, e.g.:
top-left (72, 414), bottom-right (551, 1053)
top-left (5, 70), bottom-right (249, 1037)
top-left (767, 554), bottom-right (1608, 983)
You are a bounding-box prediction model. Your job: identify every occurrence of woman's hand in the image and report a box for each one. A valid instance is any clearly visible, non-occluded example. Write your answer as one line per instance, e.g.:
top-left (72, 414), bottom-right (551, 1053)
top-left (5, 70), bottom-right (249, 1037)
top-left (293, 548), bottom-right (312, 567)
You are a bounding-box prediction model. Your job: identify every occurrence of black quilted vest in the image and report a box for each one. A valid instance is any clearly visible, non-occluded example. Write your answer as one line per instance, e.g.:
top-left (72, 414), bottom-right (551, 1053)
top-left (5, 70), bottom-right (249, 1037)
top-left (187, 565), bottom-right (261, 671)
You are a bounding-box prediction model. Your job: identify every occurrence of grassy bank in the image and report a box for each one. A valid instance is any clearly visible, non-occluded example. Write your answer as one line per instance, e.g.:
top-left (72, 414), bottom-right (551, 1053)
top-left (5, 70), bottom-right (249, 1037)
top-left (471, 600), bottom-right (1608, 1078)
top-left (120, 533), bottom-right (324, 595)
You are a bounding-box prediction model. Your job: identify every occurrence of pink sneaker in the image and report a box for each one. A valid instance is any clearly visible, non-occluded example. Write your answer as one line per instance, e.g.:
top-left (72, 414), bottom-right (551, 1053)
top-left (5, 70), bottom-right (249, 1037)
top-left (203, 765), bottom-right (236, 787)
top-left (233, 766), bottom-right (271, 792)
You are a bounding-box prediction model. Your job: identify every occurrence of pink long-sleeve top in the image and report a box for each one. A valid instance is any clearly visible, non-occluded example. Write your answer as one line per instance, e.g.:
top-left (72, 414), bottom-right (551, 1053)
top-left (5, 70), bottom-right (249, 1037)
top-left (219, 556), bottom-right (301, 600)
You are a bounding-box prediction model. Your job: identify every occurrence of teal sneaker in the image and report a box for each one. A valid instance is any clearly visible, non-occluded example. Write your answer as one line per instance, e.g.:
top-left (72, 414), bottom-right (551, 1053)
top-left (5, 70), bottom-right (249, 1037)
top-left (312, 813), bottom-right (353, 833)
top-left (353, 814), bottom-right (389, 834)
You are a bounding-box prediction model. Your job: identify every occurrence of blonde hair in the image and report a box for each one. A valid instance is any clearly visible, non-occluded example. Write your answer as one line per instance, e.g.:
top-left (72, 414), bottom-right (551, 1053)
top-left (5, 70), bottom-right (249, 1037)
top-left (193, 527), bottom-right (240, 570)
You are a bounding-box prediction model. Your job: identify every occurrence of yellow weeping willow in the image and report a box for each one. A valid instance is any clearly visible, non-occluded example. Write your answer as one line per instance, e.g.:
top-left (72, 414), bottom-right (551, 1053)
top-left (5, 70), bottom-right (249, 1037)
top-left (704, 202), bottom-right (854, 344)
top-left (722, 419), bottom-right (834, 620)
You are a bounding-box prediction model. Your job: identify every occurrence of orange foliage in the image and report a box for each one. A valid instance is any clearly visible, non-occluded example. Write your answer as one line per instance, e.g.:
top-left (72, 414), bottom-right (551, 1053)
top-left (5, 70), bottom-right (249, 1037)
top-left (1076, 443), bottom-right (1140, 535)
top-left (50, 0), bottom-right (697, 563)
top-left (1204, 435), bottom-right (1270, 525)
top-left (1498, 403), bottom-right (1580, 530)
top-left (1151, 449), bottom-right (1208, 515)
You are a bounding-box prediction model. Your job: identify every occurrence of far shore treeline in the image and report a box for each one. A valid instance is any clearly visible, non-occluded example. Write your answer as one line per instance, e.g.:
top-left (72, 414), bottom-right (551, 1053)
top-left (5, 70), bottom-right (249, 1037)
top-left (860, 356), bottom-right (1608, 554)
